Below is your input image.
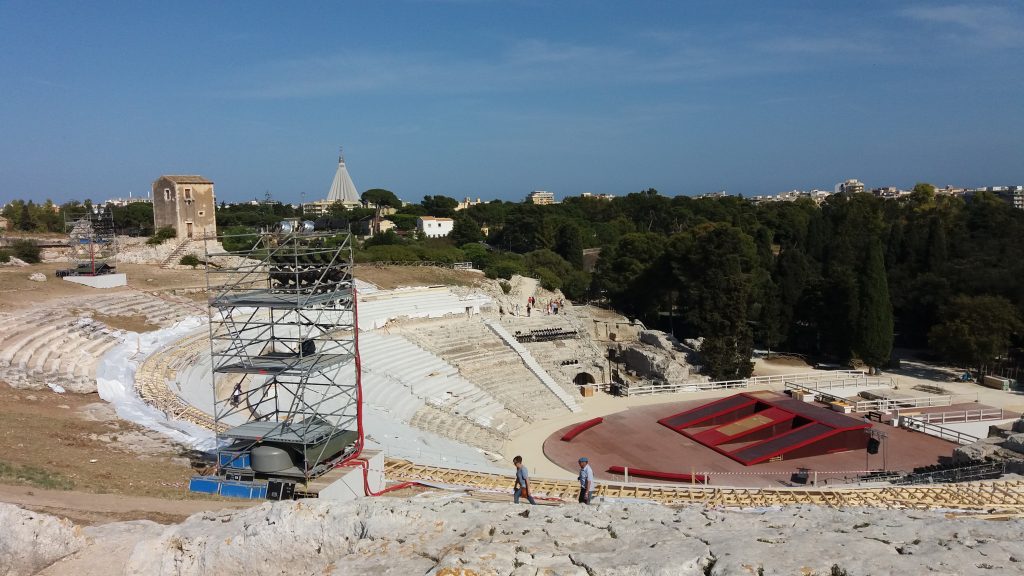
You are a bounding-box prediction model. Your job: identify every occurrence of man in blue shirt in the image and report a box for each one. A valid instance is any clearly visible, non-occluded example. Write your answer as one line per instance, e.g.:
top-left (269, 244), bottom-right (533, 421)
top-left (578, 457), bottom-right (593, 504)
top-left (513, 455), bottom-right (536, 505)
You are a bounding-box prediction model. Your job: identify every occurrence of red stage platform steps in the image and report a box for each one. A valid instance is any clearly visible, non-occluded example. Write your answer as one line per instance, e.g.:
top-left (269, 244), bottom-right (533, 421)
top-left (658, 390), bottom-right (871, 466)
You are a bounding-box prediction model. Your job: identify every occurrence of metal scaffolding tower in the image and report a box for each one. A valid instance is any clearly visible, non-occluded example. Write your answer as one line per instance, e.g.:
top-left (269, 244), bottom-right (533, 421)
top-left (204, 226), bottom-right (359, 484)
top-left (60, 205), bottom-right (117, 276)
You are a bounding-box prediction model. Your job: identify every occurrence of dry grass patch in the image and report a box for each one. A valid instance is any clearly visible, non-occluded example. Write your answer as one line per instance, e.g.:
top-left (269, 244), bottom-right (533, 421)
top-left (354, 265), bottom-right (484, 290)
top-left (89, 312), bottom-right (160, 333)
top-left (0, 382), bottom-right (204, 499)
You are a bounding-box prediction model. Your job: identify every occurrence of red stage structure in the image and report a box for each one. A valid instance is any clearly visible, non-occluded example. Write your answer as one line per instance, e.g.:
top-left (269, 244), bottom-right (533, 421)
top-left (658, 391), bottom-right (870, 465)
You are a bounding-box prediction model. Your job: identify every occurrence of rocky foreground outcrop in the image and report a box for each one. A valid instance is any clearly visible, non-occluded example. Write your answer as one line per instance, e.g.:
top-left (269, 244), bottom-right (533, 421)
top-left (5, 495), bottom-right (1024, 575)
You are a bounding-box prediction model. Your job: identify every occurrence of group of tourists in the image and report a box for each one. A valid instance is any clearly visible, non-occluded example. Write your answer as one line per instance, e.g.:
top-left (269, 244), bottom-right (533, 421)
top-left (513, 455), bottom-right (593, 506)
top-left (502, 296), bottom-right (566, 318)
top-left (524, 296), bottom-right (565, 317)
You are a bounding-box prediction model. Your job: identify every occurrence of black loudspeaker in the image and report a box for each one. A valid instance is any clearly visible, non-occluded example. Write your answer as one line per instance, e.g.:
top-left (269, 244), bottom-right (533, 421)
top-left (790, 469), bottom-right (809, 484)
top-left (281, 482), bottom-right (295, 500)
top-left (267, 480), bottom-right (283, 500)
top-left (867, 438), bottom-right (881, 454)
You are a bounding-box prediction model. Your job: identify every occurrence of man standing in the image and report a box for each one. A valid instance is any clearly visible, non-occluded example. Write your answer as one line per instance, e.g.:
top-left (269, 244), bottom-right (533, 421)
top-left (577, 457), bottom-right (593, 504)
top-left (513, 455), bottom-right (536, 505)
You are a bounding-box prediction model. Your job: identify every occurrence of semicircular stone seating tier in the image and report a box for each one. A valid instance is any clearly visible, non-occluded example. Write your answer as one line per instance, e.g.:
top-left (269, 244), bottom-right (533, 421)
top-left (134, 331), bottom-right (225, 431)
top-left (132, 326), bottom-right (529, 455)
top-left (390, 317), bottom-right (574, 422)
top-left (0, 291), bottom-right (202, 393)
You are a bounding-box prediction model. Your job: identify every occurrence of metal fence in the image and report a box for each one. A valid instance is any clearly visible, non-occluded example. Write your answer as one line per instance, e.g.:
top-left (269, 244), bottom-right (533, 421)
top-left (905, 408), bottom-right (1004, 425)
top-left (891, 462), bottom-right (1005, 485)
top-left (621, 370), bottom-right (867, 396)
top-left (898, 415), bottom-right (981, 445)
top-left (853, 395), bottom-right (953, 412)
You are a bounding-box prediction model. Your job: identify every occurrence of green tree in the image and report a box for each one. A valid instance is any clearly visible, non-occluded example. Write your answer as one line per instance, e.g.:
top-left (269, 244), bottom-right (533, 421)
top-left (554, 221), bottom-right (584, 268)
top-left (449, 214), bottom-right (483, 245)
top-left (929, 295), bottom-right (1022, 374)
top-left (460, 243), bottom-right (491, 269)
top-left (592, 232), bottom-right (667, 322)
top-left (11, 240), bottom-right (40, 263)
top-left (421, 195), bottom-right (458, 217)
top-left (19, 202), bottom-right (34, 231)
top-left (362, 188), bottom-right (401, 208)
top-left (667, 224), bottom-right (757, 380)
top-left (364, 229), bottom-right (403, 247)
top-left (329, 201), bottom-right (349, 218)
top-left (909, 182), bottom-right (936, 211)
top-left (37, 200), bottom-right (62, 232)
top-left (853, 240), bottom-right (894, 370)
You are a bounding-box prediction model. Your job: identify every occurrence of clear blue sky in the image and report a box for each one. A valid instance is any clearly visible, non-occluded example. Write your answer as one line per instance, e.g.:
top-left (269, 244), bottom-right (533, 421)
top-left (1, 1), bottom-right (1021, 205)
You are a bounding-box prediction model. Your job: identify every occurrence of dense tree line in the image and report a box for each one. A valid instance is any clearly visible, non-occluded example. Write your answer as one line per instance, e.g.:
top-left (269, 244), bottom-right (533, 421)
top-left (6, 184), bottom-right (1020, 379)
top-left (438, 186), bottom-right (1022, 380)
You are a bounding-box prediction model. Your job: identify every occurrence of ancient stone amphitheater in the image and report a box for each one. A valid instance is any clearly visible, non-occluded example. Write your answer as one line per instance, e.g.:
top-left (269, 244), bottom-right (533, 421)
top-left (5, 272), bottom-right (1024, 575)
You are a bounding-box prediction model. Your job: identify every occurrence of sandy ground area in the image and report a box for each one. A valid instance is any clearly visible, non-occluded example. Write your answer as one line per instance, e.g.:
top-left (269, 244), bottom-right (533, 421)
top-left (0, 382), bottom-right (254, 524)
top-left (353, 265), bottom-right (484, 289)
top-left (0, 261), bottom-right (208, 314)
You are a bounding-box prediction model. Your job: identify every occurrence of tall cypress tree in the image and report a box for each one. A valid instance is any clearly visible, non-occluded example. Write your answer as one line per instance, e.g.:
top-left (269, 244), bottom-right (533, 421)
top-left (854, 240), bottom-right (894, 370)
top-left (669, 225), bottom-right (756, 380)
top-left (554, 222), bottom-right (584, 268)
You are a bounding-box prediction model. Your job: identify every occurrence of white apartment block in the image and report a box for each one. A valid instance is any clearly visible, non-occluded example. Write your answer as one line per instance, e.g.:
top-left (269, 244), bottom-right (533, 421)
top-left (527, 190), bottom-right (556, 205)
top-left (417, 216), bottom-right (454, 238)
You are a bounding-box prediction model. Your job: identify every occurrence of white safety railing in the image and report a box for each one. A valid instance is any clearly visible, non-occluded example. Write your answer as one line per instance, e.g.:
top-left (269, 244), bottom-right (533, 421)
top-left (783, 382), bottom-right (953, 413)
top-left (899, 416), bottom-right (981, 445)
top-left (791, 376), bottom-right (894, 392)
top-left (623, 370), bottom-right (867, 396)
top-left (853, 395), bottom-right (952, 413)
top-left (901, 408), bottom-right (1004, 425)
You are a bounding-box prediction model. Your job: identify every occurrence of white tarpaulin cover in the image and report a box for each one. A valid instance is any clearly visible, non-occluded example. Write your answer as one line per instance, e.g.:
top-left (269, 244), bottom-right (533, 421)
top-left (95, 317), bottom-right (217, 450)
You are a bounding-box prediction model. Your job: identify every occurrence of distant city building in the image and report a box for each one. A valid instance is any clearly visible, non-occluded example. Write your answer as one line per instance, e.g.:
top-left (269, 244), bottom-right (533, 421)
top-left (0, 216), bottom-right (8, 231)
top-left (871, 186), bottom-right (910, 199)
top-left (835, 179), bottom-right (865, 195)
top-left (527, 190), bottom-right (555, 205)
top-left (303, 150), bottom-right (362, 216)
top-left (580, 192), bottom-right (615, 201)
top-left (455, 197), bottom-right (483, 211)
top-left (417, 216), bottom-right (454, 238)
top-left (1000, 186), bottom-right (1024, 210)
top-left (965, 185), bottom-right (1024, 210)
top-left (699, 191), bottom-right (730, 199)
top-left (750, 189), bottom-right (834, 205)
top-left (151, 175), bottom-right (217, 240)
top-left (935, 185), bottom-right (965, 196)
top-left (104, 193), bottom-right (151, 207)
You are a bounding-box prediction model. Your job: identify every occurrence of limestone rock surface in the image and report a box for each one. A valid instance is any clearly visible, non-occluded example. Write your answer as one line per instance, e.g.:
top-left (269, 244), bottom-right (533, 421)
top-left (0, 504), bottom-right (86, 576)
top-left (1003, 433), bottom-right (1024, 455)
top-left (4, 495), bottom-right (1024, 576)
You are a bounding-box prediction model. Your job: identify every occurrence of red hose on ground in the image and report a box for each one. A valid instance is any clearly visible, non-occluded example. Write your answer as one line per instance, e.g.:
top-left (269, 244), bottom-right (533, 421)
top-left (330, 281), bottom-right (415, 496)
top-left (327, 281), bottom-right (369, 486)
